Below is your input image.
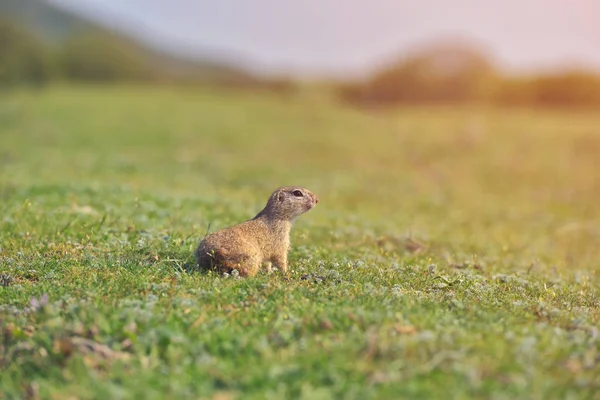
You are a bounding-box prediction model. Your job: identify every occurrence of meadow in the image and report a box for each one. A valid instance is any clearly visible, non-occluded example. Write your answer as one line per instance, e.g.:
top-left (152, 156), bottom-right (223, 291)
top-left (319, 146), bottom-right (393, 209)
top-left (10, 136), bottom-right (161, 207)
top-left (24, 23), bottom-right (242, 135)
top-left (0, 85), bottom-right (598, 399)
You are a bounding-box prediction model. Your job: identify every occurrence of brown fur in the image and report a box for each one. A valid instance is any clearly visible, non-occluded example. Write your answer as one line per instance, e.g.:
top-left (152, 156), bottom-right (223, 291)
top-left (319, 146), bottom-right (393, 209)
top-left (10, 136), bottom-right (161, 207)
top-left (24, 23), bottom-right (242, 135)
top-left (195, 186), bottom-right (318, 277)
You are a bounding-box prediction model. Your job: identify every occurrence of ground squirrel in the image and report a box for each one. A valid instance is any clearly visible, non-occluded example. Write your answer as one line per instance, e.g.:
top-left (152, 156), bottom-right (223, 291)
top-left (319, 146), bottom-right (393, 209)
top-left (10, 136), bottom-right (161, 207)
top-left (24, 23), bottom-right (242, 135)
top-left (195, 186), bottom-right (318, 277)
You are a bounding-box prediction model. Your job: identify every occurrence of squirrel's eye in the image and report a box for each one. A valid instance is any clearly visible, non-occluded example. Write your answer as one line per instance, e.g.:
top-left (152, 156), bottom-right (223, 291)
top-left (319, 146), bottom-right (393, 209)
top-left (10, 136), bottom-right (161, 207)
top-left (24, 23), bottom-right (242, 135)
top-left (292, 190), bottom-right (304, 197)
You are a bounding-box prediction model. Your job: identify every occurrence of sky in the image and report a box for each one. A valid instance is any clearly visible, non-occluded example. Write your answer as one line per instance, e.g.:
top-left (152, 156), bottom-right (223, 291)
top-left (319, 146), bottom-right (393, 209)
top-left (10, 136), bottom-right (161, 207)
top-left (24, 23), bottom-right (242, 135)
top-left (49, 0), bottom-right (600, 78)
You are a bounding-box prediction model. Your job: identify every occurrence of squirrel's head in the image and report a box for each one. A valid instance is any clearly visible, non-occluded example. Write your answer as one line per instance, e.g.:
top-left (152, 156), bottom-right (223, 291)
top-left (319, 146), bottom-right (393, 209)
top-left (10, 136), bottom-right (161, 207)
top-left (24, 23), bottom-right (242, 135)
top-left (265, 186), bottom-right (318, 221)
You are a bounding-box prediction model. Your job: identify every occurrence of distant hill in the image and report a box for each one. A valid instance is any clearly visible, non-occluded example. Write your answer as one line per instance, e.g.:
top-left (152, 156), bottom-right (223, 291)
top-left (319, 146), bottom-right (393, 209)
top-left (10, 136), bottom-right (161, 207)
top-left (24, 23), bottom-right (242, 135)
top-left (0, 0), bottom-right (94, 42)
top-left (0, 0), bottom-right (267, 85)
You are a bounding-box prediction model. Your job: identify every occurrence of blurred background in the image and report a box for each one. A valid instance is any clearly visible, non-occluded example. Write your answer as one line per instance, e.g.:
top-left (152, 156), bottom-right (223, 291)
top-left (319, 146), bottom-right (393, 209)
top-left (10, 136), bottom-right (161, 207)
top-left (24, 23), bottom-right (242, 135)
top-left (2, 0), bottom-right (600, 107)
top-left (0, 0), bottom-right (598, 284)
top-left (1, 0), bottom-right (599, 272)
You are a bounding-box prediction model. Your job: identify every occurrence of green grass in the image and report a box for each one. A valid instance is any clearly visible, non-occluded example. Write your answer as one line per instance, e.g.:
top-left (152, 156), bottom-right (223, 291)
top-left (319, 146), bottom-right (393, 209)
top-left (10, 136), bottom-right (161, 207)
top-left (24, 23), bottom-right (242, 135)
top-left (0, 85), bottom-right (599, 399)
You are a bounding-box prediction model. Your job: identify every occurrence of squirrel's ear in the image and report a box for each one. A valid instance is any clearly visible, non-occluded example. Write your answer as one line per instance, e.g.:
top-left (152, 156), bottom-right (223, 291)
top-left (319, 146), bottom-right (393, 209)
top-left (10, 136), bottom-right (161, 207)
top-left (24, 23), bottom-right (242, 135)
top-left (277, 190), bottom-right (285, 202)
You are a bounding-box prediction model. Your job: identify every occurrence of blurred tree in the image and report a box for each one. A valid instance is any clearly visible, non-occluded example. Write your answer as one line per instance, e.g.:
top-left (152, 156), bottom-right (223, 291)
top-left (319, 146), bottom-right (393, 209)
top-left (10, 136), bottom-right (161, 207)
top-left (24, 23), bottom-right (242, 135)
top-left (338, 41), bottom-right (498, 107)
top-left (495, 71), bottom-right (600, 108)
top-left (0, 19), bottom-right (54, 87)
top-left (491, 78), bottom-right (535, 107)
top-left (532, 71), bottom-right (600, 107)
top-left (58, 31), bottom-right (154, 82)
